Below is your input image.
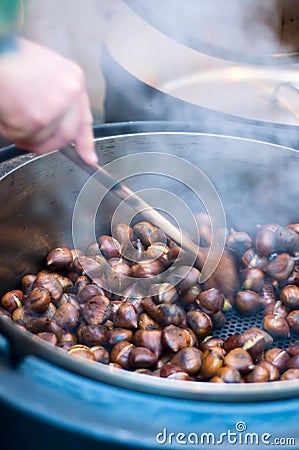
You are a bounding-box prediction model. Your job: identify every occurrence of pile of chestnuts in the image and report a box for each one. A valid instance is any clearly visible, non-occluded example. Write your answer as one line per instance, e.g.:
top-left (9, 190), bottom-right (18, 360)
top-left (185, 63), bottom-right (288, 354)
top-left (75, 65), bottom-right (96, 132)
top-left (1, 216), bottom-right (299, 384)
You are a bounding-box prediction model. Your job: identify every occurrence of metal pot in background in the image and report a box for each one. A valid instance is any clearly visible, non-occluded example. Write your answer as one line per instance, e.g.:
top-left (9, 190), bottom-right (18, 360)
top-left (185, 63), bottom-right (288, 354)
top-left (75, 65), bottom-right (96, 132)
top-left (0, 123), bottom-right (299, 449)
top-left (123, 0), bottom-right (299, 65)
top-left (102, 1), bottom-right (299, 146)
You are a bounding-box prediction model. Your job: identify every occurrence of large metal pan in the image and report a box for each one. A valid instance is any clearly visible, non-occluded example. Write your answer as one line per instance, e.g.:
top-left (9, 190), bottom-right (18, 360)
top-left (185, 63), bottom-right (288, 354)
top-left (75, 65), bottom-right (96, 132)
top-left (0, 130), bottom-right (299, 402)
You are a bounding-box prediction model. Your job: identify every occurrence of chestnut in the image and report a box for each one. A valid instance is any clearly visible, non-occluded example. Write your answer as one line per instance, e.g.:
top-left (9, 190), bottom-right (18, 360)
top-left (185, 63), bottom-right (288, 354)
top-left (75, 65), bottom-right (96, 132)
top-left (285, 267), bottom-right (299, 287)
top-left (263, 314), bottom-right (290, 338)
top-left (226, 229), bottom-right (252, 256)
top-left (11, 306), bottom-right (32, 326)
top-left (199, 347), bottom-right (225, 380)
top-left (255, 227), bottom-right (279, 257)
top-left (224, 348), bottom-right (254, 374)
top-left (132, 222), bottom-right (159, 247)
top-left (21, 274), bottom-right (36, 294)
top-left (68, 344), bottom-right (96, 361)
top-left (239, 332), bottom-right (266, 361)
top-left (121, 238), bottom-right (145, 262)
top-left (54, 302), bottom-right (80, 330)
top-left (26, 317), bottom-right (62, 341)
top-left (286, 310), bottom-right (299, 334)
top-left (1, 290), bottom-right (24, 313)
top-left (151, 283), bottom-right (178, 305)
top-left (197, 288), bottom-right (224, 314)
top-left (34, 272), bottom-right (63, 304)
top-left (286, 354), bottom-right (299, 370)
top-left (98, 235), bottom-right (121, 259)
top-left (287, 341), bottom-right (299, 356)
top-left (171, 347), bottom-right (202, 375)
top-left (105, 261), bottom-right (132, 291)
top-left (156, 303), bottom-right (186, 327)
top-left (260, 280), bottom-right (277, 306)
top-left (235, 290), bottom-right (263, 315)
top-left (258, 360), bottom-right (280, 381)
top-left (211, 311), bottom-right (227, 329)
top-left (113, 302), bottom-right (138, 329)
top-left (77, 324), bottom-right (108, 346)
top-left (52, 273), bottom-right (73, 292)
top-left (60, 331), bottom-right (77, 343)
top-left (82, 295), bottom-right (110, 326)
top-left (160, 362), bottom-right (187, 378)
top-left (241, 249), bottom-right (268, 270)
top-left (108, 328), bottom-right (133, 345)
top-left (199, 336), bottom-right (224, 352)
top-left (77, 284), bottom-right (106, 304)
top-left (141, 297), bottom-right (161, 322)
top-left (263, 300), bottom-right (289, 318)
top-left (280, 369), bottom-right (299, 380)
top-left (46, 247), bottom-right (73, 269)
top-left (167, 372), bottom-right (191, 381)
top-left (167, 245), bottom-right (183, 264)
top-left (133, 329), bottom-right (163, 359)
top-left (275, 226), bottom-right (299, 254)
top-left (180, 284), bottom-right (202, 304)
top-left (244, 363), bottom-right (270, 383)
top-left (238, 327), bottom-right (273, 358)
top-left (73, 276), bottom-right (90, 292)
top-left (36, 332), bottom-right (58, 346)
top-left (162, 325), bottom-right (195, 353)
top-left (59, 341), bottom-right (77, 351)
top-left (73, 256), bottom-right (103, 279)
top-left (280, 285), bottom-right (299, 309)
top-left (167, 266), bottom-right (200, 292)
top-left (223, 334), bottom-right (241, 353)
top-left (264, 348), bottom-right (290, 373)
top-left (112, 223), bottom-right (134, 246)
top-left (214, 366), bottom-right (241, 383)
top-left (131, 260), bottom-right (164, 278)
top-left (128, 346), bottom-right (157, 369)
top-left (155, 353), bottom-right (173, 369)
top-left (186, 310), bottom-right (213, 338)
top-left (264, 253), bottom-right (294, 281)
top-left (138, 313), bottom-right (159, 330)
top-left (110, 340), bottom-right (134, 369)
top-left (146, 242), bottom-right (169, 263)
top-left (242, 268), bottom-right (264, 292)
top-left (90, 346), bottom-right (110, 364)
top-left (25, 287), bottom-right (51, 313)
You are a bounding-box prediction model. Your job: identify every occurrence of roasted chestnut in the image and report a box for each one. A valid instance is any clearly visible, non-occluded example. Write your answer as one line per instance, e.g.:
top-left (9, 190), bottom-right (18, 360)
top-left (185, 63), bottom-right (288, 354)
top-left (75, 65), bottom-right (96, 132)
top-left (224, 348), bottom-right (254, 374)
top-left (46, 247), bottom-right (73, 269)
top-left (235, 290), bottom-right (263, 315)
top-left (1, 290), bottom-right (24, 313)
top-left (263, 314), bottom-right (290, 338)
top-left (197, 288), bottom-right (224, 314)
top-left (186, 310), bottom-right (213, 338)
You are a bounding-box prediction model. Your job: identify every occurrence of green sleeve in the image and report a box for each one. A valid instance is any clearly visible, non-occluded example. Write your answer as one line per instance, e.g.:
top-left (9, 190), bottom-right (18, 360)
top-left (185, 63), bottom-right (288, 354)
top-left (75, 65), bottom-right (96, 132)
top-left (0, 0), bottom-right (21, 39)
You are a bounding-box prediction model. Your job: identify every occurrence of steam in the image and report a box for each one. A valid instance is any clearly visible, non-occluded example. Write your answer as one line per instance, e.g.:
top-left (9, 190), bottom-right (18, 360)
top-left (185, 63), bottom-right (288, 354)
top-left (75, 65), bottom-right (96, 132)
top-left (20, 1), bottom-right (299, 246)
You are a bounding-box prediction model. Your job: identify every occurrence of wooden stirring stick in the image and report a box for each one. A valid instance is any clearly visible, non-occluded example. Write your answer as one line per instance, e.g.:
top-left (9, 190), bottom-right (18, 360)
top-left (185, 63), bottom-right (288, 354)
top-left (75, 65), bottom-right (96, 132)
top-left (61, 144), bottom-right (239, 296)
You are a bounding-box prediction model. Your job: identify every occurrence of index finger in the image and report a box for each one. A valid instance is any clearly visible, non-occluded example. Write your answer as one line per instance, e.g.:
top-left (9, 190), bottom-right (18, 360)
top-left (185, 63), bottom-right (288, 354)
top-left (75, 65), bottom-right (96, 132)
top-left (75, 92), bottom-right (98, 166)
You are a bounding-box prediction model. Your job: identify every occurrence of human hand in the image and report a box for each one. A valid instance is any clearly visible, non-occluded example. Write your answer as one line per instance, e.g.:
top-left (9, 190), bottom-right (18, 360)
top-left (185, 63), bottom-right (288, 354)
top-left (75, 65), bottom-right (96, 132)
top-left (0, 38), bottom-right (97, 165)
